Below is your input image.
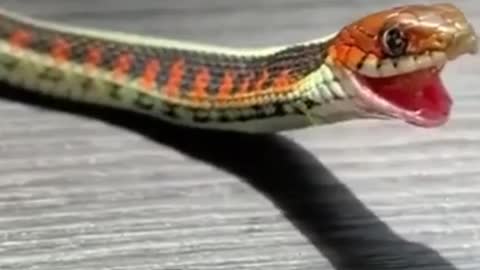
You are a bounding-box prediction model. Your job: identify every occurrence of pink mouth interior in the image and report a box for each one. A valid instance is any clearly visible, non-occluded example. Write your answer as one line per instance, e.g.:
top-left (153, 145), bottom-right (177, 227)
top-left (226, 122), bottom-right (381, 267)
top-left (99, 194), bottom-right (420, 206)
top-left (358, 68), bottom-right (452, 126)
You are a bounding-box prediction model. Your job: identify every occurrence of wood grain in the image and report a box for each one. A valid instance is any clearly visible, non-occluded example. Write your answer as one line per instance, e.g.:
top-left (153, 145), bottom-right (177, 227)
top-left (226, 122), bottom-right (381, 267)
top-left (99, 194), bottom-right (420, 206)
top-left (0, 1), bottom-right (479, 269)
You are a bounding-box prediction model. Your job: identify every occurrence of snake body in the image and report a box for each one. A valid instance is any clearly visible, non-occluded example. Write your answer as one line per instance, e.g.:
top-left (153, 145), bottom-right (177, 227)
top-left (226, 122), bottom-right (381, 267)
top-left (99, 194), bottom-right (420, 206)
top-left (0, 4), bottom-right (477, 133)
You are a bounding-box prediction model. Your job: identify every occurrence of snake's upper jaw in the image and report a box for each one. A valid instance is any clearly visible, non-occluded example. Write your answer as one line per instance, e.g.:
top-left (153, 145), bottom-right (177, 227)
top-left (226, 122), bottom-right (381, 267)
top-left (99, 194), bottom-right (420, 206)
top-left (435, 3), bottom-right (479, 60)
top-left (445, 23), bottom-right (478, 60)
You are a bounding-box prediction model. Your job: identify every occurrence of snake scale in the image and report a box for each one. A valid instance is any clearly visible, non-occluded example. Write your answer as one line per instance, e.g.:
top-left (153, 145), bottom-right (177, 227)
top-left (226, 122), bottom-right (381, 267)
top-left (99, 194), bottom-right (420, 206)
top-left (0, 3), bottom-right (477, 133)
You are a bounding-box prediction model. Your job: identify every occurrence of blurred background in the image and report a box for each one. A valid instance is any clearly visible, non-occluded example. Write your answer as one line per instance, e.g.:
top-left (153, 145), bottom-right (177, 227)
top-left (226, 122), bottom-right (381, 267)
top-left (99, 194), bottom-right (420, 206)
top-left (0, 1), bottom-right (479, 269)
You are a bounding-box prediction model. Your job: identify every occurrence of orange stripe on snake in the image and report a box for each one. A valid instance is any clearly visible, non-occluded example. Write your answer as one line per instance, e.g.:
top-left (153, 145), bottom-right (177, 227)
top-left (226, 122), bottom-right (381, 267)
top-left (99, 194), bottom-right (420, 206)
top-left (216, 70), bottom-right (234, 100)
top-left (191, 66), bottom-right (210, 100)
top-left (84, 46), bottom-right (103, 71)
top-left (50, 37), bottom-right (71, 63)
top-left (8, 29), bottom-right (33, 51)
top-left (272, 69), bottom-right (294, 92)
top-left (140, 58), bottom-right (161, 90)
top-left (253, 69), bottom-right (268, 91)
top-left (112, 53), bottom-right (132, 81)
top-left (236, 71), bottom-right (253, 96)
top-left (164, 58), bottom-right (185, 97)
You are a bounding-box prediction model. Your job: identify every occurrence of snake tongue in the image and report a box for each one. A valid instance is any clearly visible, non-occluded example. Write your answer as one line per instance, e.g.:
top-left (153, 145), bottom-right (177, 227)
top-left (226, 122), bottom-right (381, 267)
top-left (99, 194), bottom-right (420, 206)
top-left (360, 68), bottom-right (452, 125)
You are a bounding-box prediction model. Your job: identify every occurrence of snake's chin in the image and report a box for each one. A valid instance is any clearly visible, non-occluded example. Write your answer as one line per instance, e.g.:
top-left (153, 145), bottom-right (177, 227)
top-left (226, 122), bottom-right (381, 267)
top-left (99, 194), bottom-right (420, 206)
top-left (349, 64), bottom-right (452, 128)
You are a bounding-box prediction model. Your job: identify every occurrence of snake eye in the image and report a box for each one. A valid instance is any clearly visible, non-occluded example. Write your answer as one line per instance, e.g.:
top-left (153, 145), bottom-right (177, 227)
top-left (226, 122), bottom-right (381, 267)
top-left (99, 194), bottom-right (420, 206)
top-left (382, 26), bottom-right (408, 57)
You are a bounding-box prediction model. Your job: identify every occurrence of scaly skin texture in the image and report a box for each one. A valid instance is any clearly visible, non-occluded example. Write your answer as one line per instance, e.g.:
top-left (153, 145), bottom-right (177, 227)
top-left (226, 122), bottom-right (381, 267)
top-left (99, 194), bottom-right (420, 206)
top-left (0, 4), bottom-right (477, 133)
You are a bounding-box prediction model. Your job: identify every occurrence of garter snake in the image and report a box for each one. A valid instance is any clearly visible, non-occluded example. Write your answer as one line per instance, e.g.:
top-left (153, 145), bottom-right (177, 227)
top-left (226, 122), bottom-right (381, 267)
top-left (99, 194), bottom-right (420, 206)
top-left (0, 3), bottom-right (477, 133)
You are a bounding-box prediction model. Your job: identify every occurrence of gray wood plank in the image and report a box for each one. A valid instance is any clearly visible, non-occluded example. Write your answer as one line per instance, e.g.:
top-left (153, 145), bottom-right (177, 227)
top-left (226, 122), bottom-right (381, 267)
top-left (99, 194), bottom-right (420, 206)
top-left (0, 1), bottom-right (479, 269)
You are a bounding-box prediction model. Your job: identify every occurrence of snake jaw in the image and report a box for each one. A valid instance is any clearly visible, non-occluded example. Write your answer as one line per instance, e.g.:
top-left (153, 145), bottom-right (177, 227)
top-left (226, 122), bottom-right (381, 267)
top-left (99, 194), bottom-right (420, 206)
top-left (350, 30), bottom-right (478, 127)
top-left (348, 64), bottom-right (451, 127)
top-left (351, 52), bottom-right (452, 127)
top-left (328, 3), bottom-right (478, 127)
top-left (335, 44), bottom-right (476, 128)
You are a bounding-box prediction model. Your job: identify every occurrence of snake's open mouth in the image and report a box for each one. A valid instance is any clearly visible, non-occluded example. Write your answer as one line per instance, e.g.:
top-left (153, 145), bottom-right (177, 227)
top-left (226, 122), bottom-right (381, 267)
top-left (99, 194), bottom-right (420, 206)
top-left (343, 41), bottom-right (478, 127)
top-left (329, 2), bottom-right (479, 128)
top-left (353, 57), bottom-right (451, 127)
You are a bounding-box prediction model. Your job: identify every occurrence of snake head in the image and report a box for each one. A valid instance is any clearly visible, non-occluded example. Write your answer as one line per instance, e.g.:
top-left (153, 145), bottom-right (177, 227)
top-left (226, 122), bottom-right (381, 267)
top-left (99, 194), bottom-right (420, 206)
top-left (328, 3), bottom-right (478, 127)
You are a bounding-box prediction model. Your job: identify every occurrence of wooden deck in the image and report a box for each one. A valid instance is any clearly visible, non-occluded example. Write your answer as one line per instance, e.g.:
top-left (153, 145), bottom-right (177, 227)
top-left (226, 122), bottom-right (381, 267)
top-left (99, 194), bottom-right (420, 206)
top-left (0, 1), bottom-right (479, 269)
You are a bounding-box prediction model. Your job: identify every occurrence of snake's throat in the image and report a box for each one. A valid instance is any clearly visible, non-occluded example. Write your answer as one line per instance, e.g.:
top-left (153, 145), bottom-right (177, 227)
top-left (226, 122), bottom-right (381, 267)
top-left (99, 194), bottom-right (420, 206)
top-left (357, 68), bottom-right (452, 127)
